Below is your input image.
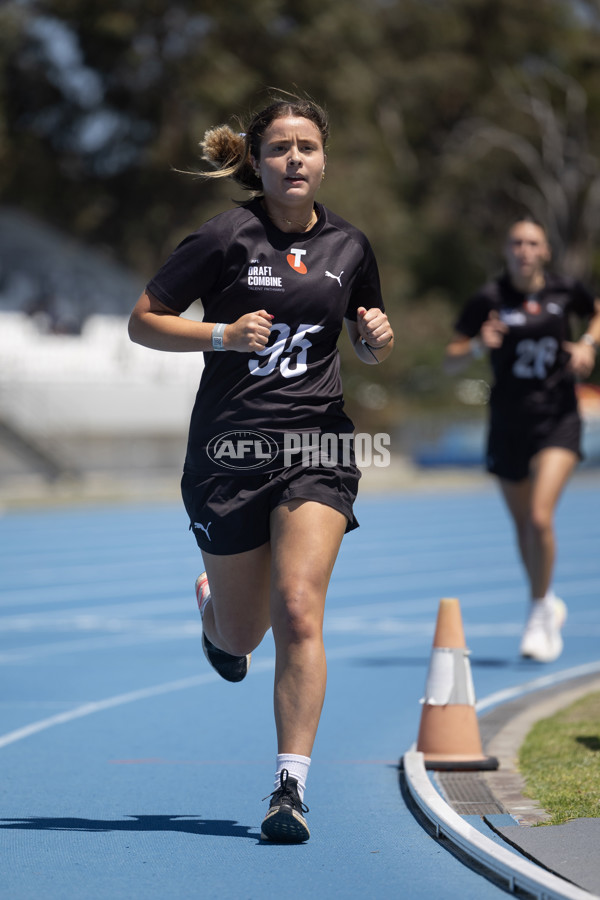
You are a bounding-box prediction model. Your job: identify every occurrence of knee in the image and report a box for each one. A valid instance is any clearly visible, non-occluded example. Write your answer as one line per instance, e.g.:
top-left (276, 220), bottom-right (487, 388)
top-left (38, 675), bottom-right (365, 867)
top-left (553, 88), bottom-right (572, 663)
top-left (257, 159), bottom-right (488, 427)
top-left (528, 505), bottom-right (554, 538)
top-left (273, 582), bottom-right (323, 646)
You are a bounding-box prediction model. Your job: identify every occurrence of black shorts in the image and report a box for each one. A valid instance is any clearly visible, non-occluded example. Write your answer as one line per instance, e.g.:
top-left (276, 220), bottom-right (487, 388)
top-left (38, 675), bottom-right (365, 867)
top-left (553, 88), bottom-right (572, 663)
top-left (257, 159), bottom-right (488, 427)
top-left (486, 408), bottom-right (582, 482)
top-left (181, 462), bottom-right (361, 555)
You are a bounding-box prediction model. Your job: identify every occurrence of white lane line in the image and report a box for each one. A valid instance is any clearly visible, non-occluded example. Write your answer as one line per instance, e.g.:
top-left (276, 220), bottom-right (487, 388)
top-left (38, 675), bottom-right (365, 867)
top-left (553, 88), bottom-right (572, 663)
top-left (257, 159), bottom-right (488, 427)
top-left (2, 601), bottom-right (599, 663)
top-left (0, 580), bottom-right (189, 609)
top-left (4, 646), bottom-right (596, 752)
top-left (0, 670), bottom-right (224, 750)
top-left (3, 643), bottom-right (600, 753)
top-left (2, 578), bottom-right (599, 635)
top-left (476, 659), bottom-right (600, 712)
top-left (0, 629), bottom-right (205, 663)
top-left (0, 636), bottom-right (406, 751)
top-left (0, 598), bottom-right (194, 628)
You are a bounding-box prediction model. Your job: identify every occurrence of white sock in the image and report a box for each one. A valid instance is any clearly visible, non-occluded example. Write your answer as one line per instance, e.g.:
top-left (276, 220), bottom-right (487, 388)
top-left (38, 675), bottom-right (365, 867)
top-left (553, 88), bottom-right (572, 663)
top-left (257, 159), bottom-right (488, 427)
top-left (533, 591), bottom-right (554, 608)
top-left (275, 753), bottom-right (311, 802)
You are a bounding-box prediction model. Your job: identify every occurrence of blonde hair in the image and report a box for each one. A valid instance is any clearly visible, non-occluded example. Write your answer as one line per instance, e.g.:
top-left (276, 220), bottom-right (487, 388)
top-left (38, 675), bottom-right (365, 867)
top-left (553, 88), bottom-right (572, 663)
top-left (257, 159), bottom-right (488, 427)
top-left (198, 96), bottom-right (329, 195)
top-left (199, 126), bottom-right (256, 190)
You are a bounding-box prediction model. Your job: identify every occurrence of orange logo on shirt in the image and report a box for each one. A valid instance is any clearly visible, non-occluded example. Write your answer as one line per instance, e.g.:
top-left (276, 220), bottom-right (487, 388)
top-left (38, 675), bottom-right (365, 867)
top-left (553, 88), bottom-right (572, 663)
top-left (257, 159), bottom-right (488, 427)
top-left (287, 248), bottom-right (308, 274)
top-left (524, 297), bottom-right (541, 315)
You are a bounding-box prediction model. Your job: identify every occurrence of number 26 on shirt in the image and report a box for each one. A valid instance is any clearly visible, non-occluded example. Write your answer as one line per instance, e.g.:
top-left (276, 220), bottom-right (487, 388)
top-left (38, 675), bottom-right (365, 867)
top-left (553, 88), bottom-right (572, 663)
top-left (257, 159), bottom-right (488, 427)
top-left (512, 337), bottom-right (558, 380)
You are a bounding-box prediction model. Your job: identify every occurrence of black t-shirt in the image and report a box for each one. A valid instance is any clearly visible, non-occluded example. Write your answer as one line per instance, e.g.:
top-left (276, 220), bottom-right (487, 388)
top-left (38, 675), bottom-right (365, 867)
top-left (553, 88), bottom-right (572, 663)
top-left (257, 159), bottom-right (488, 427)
top-left (454, 273), bottom-right (596, 421)
top-left (146, 199), bottom-right (384, 473)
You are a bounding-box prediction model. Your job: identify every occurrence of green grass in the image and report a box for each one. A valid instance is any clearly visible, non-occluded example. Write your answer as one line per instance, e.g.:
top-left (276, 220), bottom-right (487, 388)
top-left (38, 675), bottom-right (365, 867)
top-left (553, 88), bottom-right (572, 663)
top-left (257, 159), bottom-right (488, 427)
top-left (518, 692), bottom-right (600, 825)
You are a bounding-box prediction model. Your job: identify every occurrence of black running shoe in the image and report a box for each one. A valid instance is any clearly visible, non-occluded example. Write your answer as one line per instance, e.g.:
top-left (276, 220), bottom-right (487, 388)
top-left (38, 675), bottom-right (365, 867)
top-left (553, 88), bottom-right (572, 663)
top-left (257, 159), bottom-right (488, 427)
top-left (201, 633), bottom-right (250, 683)
top-left (261, 769), bottom-right (310, 843)
top-left (196, 573), bottom-right (250, 683)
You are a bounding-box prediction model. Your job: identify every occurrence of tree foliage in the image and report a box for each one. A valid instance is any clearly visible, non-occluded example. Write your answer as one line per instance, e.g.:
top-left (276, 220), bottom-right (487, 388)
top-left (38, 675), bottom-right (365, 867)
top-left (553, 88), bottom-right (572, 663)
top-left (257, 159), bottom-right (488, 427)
top-left (2, 0), bottom-right (600, 412)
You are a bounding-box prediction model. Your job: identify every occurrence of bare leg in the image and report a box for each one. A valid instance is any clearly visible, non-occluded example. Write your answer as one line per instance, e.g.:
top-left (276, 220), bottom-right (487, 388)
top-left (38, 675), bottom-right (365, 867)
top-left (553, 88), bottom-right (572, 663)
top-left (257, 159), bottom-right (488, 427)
top-left (199, 499), bottom-right (348, 842)
top-left (500, 447), bottom-right (578, 599)
top-left (498, 476), bottom-right (534, 589)
top-left (269, 499), bottom-right (348, 757)
top-left (526, 448), bottom-right (578, 597)
top-left (199, 499), bottom-right (347, 755)
top-left (200, 544), bottom-right (272, 656)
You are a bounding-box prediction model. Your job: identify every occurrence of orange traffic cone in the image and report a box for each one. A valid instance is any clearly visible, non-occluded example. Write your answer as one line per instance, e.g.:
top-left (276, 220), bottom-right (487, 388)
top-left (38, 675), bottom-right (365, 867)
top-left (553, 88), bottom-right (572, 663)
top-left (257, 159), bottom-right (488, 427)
top-left (416, 597), bottom-right (498, 770)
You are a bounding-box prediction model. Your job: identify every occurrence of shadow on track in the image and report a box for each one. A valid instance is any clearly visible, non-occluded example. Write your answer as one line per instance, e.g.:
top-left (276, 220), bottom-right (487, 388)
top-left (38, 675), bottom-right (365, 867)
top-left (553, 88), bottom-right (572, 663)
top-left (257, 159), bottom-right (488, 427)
top-left (0, 816), bottom-right (258, 840)
top-left (354, 656), bottom-right (513, 669)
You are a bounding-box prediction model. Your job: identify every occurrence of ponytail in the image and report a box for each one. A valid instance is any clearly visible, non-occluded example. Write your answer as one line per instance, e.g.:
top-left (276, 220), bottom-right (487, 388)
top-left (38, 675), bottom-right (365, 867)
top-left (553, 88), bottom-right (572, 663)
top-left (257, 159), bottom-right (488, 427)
top-left (198, 125), bottom-right (258, 191)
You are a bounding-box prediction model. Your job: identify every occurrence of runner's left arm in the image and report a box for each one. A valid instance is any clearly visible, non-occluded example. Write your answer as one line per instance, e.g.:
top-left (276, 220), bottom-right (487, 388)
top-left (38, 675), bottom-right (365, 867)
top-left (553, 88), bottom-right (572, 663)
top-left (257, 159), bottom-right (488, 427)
top-left (345, 307), bottom-right (394, 365)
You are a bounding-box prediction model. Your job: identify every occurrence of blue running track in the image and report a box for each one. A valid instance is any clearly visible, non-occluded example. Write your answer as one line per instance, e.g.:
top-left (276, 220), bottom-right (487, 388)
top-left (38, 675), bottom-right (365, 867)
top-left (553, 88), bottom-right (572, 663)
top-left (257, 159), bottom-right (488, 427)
top-left (1, 474), bottom-right (599, 899)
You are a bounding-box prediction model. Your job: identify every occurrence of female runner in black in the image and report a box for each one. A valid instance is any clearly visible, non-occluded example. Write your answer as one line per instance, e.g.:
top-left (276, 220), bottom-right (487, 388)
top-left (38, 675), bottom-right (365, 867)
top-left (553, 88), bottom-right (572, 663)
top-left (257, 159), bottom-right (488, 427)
top-left (446, 217), bottom-right (600, 663)
top-left (129, 95), bottom-right (394, 842)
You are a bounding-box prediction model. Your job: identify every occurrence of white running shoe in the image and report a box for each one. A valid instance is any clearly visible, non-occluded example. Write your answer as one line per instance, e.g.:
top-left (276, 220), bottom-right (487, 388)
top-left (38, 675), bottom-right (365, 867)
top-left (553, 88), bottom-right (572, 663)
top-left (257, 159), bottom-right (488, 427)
top-left (519, 596), bottom-right (567, 663)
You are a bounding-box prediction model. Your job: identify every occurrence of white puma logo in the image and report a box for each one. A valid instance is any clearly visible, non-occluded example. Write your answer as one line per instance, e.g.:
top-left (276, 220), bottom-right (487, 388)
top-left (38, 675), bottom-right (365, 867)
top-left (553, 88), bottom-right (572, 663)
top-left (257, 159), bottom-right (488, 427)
top-left (194, 521), bottom-right (212, 541)
top-left (325, 270), bottom-right (344, 286)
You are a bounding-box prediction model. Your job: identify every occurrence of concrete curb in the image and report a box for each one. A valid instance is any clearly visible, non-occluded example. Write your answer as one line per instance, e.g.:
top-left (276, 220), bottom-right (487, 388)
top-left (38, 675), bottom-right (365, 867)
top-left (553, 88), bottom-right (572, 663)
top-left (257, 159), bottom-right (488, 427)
top-left (402, 750), bottom-right (593, 900)
top-left (401, 665), bottom-right (600, 899)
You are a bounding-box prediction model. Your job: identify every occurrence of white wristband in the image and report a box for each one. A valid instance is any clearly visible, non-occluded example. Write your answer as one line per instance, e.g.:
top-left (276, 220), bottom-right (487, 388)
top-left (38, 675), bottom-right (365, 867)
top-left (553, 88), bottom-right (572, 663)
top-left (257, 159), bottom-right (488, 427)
top-left (581, 333), bottom-right (599, 352)
top-left (211, 323), bottom-right (227, 351)
top-left (361, 338), bottom-right (381, 362)
top-left (470, 337), bottom-right (484, 359)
